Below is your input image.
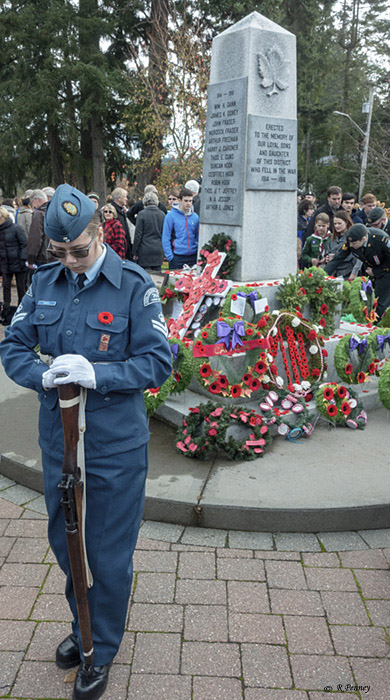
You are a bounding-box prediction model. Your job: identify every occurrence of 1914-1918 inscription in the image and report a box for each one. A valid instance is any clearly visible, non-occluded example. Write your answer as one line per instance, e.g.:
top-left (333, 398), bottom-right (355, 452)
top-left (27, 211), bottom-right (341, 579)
top-left (200, 78), bottom-right (247, 226)
top-left (246, 114), bottom-right (297, 191)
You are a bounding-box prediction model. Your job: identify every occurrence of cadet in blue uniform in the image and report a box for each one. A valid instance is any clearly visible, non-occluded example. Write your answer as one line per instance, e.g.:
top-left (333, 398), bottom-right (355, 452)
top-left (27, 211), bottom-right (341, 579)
top-left (0, 185), bottom-right (172, 700)
top-left (325, 223), bottom-right (390, 318)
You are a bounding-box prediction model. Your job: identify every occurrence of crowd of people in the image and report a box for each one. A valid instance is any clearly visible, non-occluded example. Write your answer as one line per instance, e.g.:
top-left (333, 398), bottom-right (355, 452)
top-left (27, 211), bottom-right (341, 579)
top-left (1, 180), bottom-right (390, 322)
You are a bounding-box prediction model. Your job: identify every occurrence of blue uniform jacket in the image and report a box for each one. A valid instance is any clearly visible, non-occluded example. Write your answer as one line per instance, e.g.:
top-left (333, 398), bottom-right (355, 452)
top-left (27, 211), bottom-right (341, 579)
top-left (162, 205), bottom-right (199, 260)
top-left (0, 245), bottom-right (172, 460)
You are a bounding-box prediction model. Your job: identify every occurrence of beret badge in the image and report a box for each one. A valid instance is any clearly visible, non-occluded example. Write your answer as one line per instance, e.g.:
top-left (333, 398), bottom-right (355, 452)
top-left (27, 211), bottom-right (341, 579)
top-left (62, 201), bottom-right (78, 216)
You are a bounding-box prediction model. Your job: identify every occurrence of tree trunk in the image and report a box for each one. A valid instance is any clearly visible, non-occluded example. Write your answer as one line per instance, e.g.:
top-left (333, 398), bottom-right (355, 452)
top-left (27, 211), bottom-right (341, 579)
top-left (91, 116), bottom-right (106, 201)
top-left (304, 130), bottom-right (311, 187)
top-left (47, 123), bottom-right (64, 187)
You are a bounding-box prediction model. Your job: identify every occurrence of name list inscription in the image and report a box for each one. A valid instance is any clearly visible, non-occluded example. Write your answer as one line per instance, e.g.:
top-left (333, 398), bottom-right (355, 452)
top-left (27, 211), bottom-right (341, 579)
top-left (246, 114), bottom-right (297, 191)
top-left (200, 78), bottom-right (247, 226)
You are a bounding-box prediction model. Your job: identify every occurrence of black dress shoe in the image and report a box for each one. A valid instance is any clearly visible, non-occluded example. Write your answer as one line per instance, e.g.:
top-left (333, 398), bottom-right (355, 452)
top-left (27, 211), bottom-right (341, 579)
top-left (73, 662), bottom-right (111, 700)
top-left (56, 633), bottom-right (81, 669)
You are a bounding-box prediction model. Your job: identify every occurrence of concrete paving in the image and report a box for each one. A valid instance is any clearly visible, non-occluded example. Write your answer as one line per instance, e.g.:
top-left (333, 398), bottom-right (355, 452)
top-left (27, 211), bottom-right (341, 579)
top-left (1, 369), bottom-right (390, 531)
top-left (0, 486), bottom-right (390, 699)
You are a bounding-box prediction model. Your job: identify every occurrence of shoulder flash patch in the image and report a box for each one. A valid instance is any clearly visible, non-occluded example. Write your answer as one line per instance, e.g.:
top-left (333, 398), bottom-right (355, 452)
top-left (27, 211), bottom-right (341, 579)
top-left (144, 287), bottom-right (160, 307)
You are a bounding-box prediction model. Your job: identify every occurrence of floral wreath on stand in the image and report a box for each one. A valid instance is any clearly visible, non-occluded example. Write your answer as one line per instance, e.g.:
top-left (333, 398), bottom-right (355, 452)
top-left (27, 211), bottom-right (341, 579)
top-left (199, 233), bottom-right (240, 278)
top-left (175, 402), bottom-right (273, 461)
top-left (257, 387), bottom-right (314, 440)
top-left (220, 285), bottom-right (264, 323)
top-left (168, 337), bottom-right (194, 395)
top-left (144, 376), bottom-right (175, 417)
top-left (193, 317), bottom-right (270, 399)
top-left (349, 277), bottom-right (379, 324)
top-left (334, 331), bottom-right (379, 384)
top-left (316, 383), bottom-right (367, 429)
top-left (261, 311), bottom-right (326, 395)
top-left (277, 267), bottom-right (340, 336)
top-left (378, 359), bottom-right (390, 409)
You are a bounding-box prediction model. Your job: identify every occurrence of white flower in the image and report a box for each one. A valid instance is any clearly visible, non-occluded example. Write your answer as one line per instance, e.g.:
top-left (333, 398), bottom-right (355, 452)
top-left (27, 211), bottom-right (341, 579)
top-left (263, 375), bottom-right (271, 383)
top-left (309, 345), bottom-right (318, 355)
top-left (267, 353), bottom-right (274, 362)
top-left (271, 327), bottom-right (278, 337)
top-left (301, 381), bottom-right (311, 390)
top-left (276, 376), bottom-right (284, 387)
top-left (291, 317), bottom-right (300, 327)
top-left (272, 310), bottom-right (279, 315)
top-left (293, 383), bottom-right (302, 391)
top-left (313, 325), bottom-right (320, 333)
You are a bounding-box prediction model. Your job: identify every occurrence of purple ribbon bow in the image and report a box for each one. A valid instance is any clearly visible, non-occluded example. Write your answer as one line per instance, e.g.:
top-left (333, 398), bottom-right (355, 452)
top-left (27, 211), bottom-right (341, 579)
top-left (237, 290), bottom-right (258, 310)
top-left (170, 343), bottom-right (179, 359)
top-left (362, 280), bottom-right (373, 295)
top-left (377, 334), bottom-right (390, 351)
top-left (349, 337), bottom-right (367, 355)
top-left (217, 320), bottom-right (245, 350)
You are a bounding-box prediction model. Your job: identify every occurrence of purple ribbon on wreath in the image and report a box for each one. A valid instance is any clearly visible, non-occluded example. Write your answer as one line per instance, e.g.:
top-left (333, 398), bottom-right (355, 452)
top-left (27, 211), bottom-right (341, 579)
top-left (237, 290), bottom-right (258, 310)
top-left (377, 334), bottom-right (390, 351)
top-left (362, 279), bottom-right (373, 295)
top-left (216, 320), bottom-right (245, 350)
top-left (170, 343), bottom-right (179, 359)
top-left (349, 337), bottom-right (368, 355)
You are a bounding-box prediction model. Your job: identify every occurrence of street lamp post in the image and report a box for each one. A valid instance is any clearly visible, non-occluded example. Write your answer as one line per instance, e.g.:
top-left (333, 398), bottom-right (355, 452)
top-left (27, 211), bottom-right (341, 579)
top-left (333, 84), bottom-right (375, 201)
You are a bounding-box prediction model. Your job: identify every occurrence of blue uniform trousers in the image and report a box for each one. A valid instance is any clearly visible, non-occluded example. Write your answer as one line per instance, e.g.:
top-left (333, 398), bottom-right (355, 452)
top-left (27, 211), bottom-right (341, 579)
top-left (42, 444), bottom-right (148, 665)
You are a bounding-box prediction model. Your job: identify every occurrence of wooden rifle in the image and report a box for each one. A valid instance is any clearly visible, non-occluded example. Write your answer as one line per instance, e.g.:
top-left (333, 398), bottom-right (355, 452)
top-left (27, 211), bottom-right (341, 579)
top-left (57, 382), bottom-right (94, 671)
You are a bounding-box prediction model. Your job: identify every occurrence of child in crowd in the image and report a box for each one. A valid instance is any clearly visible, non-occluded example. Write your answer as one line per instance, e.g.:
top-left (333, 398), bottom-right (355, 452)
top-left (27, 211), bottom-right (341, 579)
top-left (301, 212), bottom-right (330, 269)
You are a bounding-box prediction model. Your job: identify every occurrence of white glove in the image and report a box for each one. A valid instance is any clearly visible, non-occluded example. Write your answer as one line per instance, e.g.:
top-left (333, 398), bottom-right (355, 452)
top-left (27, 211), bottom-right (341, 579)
top-left (42, 354), bottom-right (96, 390)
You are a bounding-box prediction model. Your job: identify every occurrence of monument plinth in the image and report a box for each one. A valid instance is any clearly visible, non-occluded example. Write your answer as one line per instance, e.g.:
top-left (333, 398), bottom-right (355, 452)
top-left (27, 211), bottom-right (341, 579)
top-left (199, 12), bottom-right (297, 282)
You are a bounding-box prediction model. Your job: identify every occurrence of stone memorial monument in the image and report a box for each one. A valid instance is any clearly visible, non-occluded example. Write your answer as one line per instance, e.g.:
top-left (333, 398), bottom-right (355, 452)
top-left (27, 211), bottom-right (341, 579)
top-left (199, 12), bottom-right (297, 282)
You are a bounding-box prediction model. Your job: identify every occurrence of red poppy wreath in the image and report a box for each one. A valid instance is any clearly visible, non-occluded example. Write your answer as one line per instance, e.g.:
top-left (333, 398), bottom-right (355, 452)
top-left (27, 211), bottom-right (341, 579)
top-left (193, 317), bottom-right (270, 399)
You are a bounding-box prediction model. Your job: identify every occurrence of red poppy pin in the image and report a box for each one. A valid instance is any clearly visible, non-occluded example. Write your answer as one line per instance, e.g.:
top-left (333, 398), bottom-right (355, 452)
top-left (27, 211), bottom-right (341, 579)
top-left (98, 311), bottom-right (114, 325)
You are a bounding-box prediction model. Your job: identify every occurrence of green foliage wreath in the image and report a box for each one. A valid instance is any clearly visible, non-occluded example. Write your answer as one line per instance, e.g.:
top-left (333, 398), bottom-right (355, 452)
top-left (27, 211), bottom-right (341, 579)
top-left (143, 376), bottom-right (175, 417)
top-left (378, 359), bottom-right (390, 409)
top-left (349, 277), bottom-right (378, 324)
top-left (199, 233), bottom-right (240, 278)
top-left (316, 383), bottom-right (367, 429)
top-left (220, 285), bottom-right (263, 322)
top-left (169, 337), bottom-right (194, 395)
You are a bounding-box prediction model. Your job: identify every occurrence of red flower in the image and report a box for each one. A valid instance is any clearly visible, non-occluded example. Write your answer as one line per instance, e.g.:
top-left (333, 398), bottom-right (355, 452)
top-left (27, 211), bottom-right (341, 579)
top-left (201, 331), bottom-right (209, 339)
top-left (319, 318), bottom-right (326, 328)
top-left (341, 401), bottom-right (351, 415)
top-left (264, 305), bottom-right (269, 311)
top-left (242, 373), bottom-right (253, 385)
top-left (208, 381), bottom-right (221, 394)
top-left (322, 349), bottom-right (328, 357)
top-left (315, 287), bottom-right (322, 294)
top-left (312, 368), bottom-right (321, 377)
top-left (231, 293), bottom-right (237, 300)
top-left (308, 330), bottom-right (317, 341)
top-left (337, 386), bottom-right (348, 398)
top-left (320, 304), bottom-right (329, 315)
top-left (250, 378), bottom-right (261, 391)
top-left (218, 375), bottom-right (229, 387)
top-left (249, 416), bottom-right (257, 426)
top-left (98, 311), bottom-right (114, 325)
top-left (327, 405), bottom-right (338, 417)
top-left (254, 360), bottom-right (267, 374)
top-left (246, 328), bottom-right (254, 336)
top-left (298, 287), bottom-right (307, 296)
top-left (208, 428), bottom-right (218, 436)
top-left (148, 387), bottom-right (160, 395)
top-left (270, 363), bottom-right (278, 375)
top-left (200, 364), bottom-right (212, 377)
top-left (257, 318), bottom-right (267, 328)
top-left (357, 372), bottom-right (366, 383)
top-left (344, 363), bottom-right (353, 375)
top-left (368, 362), bottom-right (376, 374)
top-left (231, 384), bottom-right (242, 397)
top-left (195, 340), bottom-right (203, 348)
top-left (323, 387), bottom-right (334, 400)
top-left (308, 273), bottom-right (313, 277)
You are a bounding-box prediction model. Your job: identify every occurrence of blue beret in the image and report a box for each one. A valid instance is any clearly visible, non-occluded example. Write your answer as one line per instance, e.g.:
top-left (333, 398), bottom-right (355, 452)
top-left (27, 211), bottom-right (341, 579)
top-left (44, 184), bottom-right (96, 242)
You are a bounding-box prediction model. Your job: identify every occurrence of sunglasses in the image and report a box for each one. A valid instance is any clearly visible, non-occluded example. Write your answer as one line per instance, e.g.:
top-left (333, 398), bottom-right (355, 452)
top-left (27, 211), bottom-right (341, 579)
top-left (48, 236), bottom-right (95, 259)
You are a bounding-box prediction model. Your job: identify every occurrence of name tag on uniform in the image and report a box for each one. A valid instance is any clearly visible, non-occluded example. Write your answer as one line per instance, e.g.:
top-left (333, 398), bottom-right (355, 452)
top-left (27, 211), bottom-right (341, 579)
top-left (373, 255), bottom-right (380, 265)
top-left (99, 333), bottom-right (110, 351)
top-left (37, 300), bottom-right (57, 306)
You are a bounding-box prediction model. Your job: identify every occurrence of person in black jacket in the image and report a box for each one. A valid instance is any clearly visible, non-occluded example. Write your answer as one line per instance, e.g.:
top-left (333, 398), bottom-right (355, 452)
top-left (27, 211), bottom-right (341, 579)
top-left (325, 223), bottom-right (390, 318)
top-left (132, 191), bottom-right (165, 270)
top-left (0, 206), bottom-right (27, 307)
top-left (305, 186), bottom-right (344, 239)
top-left (128, 185), bottom-right (167, 226)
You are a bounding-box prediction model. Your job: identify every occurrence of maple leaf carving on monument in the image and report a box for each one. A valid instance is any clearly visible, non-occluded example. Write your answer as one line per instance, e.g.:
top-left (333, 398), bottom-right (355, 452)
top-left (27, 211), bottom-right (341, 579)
top-left (257, 46), bottom-right (290, 96)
